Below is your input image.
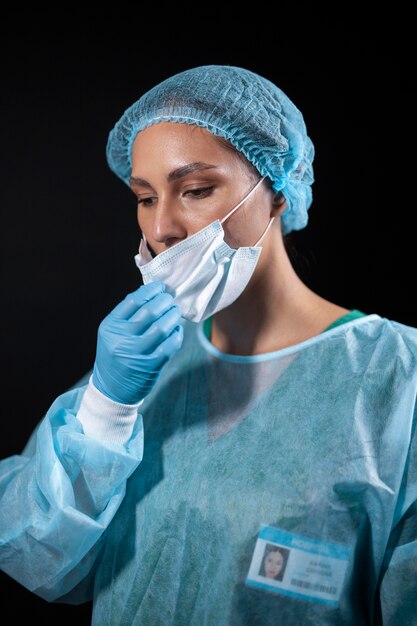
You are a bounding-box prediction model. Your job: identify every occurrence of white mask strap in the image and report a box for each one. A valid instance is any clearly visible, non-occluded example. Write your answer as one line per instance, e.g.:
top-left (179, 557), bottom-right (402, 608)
top-left (220, 176), bottom-right (266, 225)
top-left (254, 216), bottom-right (275, 247)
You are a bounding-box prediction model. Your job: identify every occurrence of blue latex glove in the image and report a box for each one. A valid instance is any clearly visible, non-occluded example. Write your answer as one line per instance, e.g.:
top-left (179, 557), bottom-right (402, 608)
top-left (92, 281), bottom-right (183, 404)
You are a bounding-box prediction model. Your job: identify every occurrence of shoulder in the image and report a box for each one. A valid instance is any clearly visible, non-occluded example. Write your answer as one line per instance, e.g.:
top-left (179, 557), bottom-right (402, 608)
top-left (348, 313), bottom-right (417, 346)
top-left (373, 315), bottom-right (417, 355)
top-left (352, 315), bottom-right (417, 381)
top-left (385, 317), bottom-right (417, 342)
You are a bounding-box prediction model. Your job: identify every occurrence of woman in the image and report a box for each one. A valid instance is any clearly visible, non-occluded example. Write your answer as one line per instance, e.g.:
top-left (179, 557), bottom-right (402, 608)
top-left (259, 545), bottom-right (288, 581)
top-left (0, 65), bottom-right (416, 625)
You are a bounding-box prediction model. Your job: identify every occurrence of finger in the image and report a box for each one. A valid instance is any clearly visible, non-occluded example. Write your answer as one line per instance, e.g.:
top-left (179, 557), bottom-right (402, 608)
top-left (134, 306), bottom-right (182, 354)
top-left (128, 292), bottom-right (176, 327)
top-left (154, 324), bottom-right (184, 365)
top-left (111, 281), bottom-right (165, 320)
top-left (143, 324), bottom-right (184, 369)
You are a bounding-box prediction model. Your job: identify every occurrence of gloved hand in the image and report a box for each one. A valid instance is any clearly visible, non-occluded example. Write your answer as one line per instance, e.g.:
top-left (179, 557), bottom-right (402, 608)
top-left (92, 281), bottom-right (183, 404)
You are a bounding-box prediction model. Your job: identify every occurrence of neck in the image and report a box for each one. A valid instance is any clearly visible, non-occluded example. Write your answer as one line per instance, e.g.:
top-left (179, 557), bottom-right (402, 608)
top-left (210, 231), bottom-right (349, 356)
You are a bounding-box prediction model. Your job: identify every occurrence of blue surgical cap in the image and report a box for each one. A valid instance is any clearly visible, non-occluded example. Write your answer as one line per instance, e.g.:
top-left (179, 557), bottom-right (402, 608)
top-left (106, 65), bottom-right (315, 235)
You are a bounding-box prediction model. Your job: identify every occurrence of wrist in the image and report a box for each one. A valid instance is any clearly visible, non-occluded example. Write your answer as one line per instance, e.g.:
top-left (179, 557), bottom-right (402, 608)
top-left (92, 365), bottom-right (137, 405)
top-left (77, 376), bottom-right (143, 444)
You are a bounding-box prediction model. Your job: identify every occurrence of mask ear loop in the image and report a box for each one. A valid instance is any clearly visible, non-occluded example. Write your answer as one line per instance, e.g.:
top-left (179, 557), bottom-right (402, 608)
top-left (220, 175), bottom-right (274, 247)
top-left (220, 176), bottom-right (266, 225)
top-left (254, 216), bottom-right (275, 246)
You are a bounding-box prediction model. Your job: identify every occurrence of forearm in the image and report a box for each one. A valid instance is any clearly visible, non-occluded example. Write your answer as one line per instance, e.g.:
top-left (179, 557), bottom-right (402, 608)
top-left (0, 385), bottom-right (143, 600)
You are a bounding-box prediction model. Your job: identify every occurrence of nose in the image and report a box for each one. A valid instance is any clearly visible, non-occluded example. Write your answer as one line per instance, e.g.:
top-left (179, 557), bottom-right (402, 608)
top-left (152, 198), bottom-right (187, 248)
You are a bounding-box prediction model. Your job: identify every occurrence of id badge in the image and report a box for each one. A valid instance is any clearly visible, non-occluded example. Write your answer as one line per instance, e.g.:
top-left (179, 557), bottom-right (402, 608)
top-left (246, 524), bottom-right (350, 606)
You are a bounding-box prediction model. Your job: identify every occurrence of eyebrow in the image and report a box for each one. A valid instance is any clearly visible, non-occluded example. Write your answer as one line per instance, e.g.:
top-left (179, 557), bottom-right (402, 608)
top-left (129, 162), bottom-right (218, 188)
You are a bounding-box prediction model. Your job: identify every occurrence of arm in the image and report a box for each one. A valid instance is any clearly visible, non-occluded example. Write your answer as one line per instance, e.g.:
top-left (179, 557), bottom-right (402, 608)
top-left (0, 281), bottom-right (183, 603)
top-left (0, 382), bottom-right (143, 602)
top-left (378, 505), bottom-right (417, 625)
top-left (376, 407), bottom-right (417, 625)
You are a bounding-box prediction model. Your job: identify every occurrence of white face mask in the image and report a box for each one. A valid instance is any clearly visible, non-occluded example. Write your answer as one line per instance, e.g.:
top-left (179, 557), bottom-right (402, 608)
top-left (134, 175), bottom-right (274, 323)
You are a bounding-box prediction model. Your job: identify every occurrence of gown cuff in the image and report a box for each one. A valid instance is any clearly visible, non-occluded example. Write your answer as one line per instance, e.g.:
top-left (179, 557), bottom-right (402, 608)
top-left (76, 376), bottom-right (142, 445)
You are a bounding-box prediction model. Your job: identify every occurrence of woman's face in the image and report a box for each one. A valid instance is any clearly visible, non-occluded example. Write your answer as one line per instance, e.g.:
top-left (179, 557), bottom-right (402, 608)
top-left (130, 122), bottom-right (278, 256)
top-left (264, 550), bottom-right (284, 579)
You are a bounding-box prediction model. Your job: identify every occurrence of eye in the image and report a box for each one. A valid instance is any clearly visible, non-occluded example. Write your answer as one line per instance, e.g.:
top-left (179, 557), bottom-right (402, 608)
top-left (184, 186), bottom-right (214, 199)
top-left (137, 196), bottom-right (156, 207)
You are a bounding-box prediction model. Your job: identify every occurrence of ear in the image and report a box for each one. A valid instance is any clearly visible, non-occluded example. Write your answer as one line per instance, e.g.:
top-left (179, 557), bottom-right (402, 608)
top-left (271, 191), bottom-right (287, 217)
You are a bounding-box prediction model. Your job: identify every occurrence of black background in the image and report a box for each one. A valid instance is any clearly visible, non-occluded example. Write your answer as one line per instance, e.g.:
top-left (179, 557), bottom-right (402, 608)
top-left (0, 5), bottom-right (414, 624)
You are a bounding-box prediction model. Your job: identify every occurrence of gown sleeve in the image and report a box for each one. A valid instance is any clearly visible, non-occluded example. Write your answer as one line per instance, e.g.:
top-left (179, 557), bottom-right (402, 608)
top-left (377, 400), bottom-right (417, 625)
top-left (0, 377), bottom-right (144, 603)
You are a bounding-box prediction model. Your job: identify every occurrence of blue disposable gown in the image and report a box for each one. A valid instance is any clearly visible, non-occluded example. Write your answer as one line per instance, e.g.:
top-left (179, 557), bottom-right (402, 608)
top-left (1, 313), bottom-right (417, 625)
